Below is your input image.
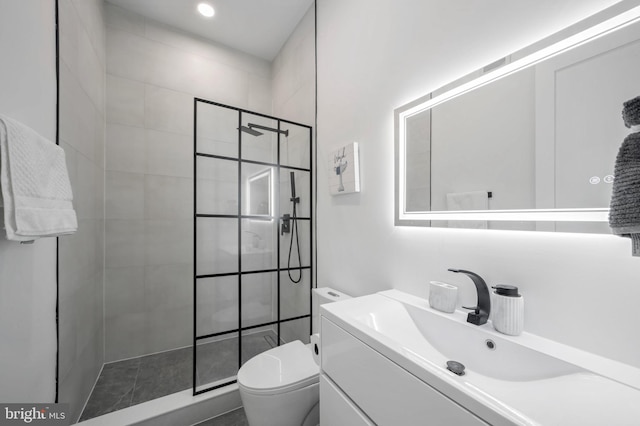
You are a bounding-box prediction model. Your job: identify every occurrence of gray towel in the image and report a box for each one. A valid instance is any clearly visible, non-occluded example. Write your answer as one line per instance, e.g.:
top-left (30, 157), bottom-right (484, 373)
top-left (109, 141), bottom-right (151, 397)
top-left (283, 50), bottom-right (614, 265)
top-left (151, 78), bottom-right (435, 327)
top-left (609, 96), bottom-right (640, 255)
top-left (622, 96), bottom-right (640, 128)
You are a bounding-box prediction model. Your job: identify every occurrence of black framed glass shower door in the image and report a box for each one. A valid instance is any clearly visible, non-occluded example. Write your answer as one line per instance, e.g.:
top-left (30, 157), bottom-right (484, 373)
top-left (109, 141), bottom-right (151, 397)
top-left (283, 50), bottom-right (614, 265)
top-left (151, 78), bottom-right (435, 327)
top-left (193, 98), bottom-right (313, 395)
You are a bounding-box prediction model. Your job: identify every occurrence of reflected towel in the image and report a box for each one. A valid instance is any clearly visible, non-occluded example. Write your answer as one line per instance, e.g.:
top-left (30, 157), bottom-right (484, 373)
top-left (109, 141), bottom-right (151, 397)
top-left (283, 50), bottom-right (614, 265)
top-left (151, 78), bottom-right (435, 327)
top-left (0, 115), bottom-right (77, 241)
top-left (446, 191), bottom-right (489, 211)
top-left (446, 191), bottom-right (489, 229)
top-left (622, 95), bottom-right (640, 128)
top-left (609, 96), bottom-right (640, 256)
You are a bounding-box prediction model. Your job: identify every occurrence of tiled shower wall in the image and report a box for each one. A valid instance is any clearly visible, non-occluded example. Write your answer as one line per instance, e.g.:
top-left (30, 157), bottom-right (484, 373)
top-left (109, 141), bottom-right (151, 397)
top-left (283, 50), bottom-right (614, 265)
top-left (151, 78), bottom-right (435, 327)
top-left (57, 0), bottom-right (106, 422)
top-left (272, 5), bottom-right (316, 126)
top-left (104, 4), bottom-right (273, 362)
top-left (271, 6), bottom-right (316, 344)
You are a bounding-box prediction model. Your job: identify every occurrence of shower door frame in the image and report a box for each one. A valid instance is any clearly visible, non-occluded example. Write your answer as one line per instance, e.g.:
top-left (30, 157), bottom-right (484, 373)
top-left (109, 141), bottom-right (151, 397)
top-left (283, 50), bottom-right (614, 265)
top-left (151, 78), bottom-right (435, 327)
top-left (193, 98), bottom-right (314, 396)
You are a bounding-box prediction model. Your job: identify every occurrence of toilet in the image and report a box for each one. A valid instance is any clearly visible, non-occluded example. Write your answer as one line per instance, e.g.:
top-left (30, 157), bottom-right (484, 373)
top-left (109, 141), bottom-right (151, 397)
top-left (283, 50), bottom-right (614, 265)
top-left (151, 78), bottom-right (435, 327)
top-left (237, 287), bottom-right (350, 426)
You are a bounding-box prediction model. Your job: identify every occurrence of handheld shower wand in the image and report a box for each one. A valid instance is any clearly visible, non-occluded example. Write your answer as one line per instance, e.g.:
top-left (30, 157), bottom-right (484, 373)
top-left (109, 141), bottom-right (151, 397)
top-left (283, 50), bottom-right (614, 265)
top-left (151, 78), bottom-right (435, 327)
top-left (286, 171), bottom-right (302, 283)
top-left (290, 171), bottom-right (299, 204)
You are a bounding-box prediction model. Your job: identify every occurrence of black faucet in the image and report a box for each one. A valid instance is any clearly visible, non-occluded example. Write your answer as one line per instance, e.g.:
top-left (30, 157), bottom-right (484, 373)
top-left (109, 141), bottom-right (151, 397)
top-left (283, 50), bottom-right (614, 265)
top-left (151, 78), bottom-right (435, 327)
top-left (448, 269), bottom-right (491, 325)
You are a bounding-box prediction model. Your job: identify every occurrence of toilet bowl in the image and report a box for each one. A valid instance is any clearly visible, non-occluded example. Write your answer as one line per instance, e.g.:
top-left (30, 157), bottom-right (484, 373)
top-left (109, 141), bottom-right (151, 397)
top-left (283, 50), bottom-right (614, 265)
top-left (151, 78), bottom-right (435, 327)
top-left (238, 340), bottom-right (320, 426)
top-left (237, 287), bottom-right (350, 426)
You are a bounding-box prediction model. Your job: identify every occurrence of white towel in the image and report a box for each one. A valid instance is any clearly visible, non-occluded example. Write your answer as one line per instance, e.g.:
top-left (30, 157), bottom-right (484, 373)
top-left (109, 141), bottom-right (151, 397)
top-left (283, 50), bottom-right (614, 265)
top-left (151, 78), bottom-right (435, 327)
top-left (446, 191), bottom-right (489, 229)
top-left (0, 115), bottom-right (77, 241)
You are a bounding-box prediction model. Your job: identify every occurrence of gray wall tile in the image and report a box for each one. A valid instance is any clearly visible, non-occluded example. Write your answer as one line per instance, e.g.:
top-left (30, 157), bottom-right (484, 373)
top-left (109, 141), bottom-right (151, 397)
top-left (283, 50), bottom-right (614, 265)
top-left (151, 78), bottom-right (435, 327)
top-left (105, 313), bottom-right (147, 362)
top-left (144, 84), bottom-right (193, 135)
top-left (144, 307), bottom-right (192, 355)
top-left (105, 3), bottom-right (145, 36)
top-left (57, 0), bottom-right (106, 421)
top-left (105, 267), bottom-right (145, 318)
top-left (106, 29), bottom-right (151, 82)
top-left (105, 219), bottom-right (145, 268)
top-left (144, 264), bottom-right (192, 311)
top-left (59, 62), bottom-right (97, 162)
top-left (144, 175), bottom-right (193, 220)
top-left (145, 219), bottom-right (193, 266)
top-left (106, 171), bottom-right (145, 219)
top-left (145, 129), bottom-right (193, 178)
top-left (106, 124), bottom-right (146, 173)
top-left (107, 74), bottom-right (145, 126)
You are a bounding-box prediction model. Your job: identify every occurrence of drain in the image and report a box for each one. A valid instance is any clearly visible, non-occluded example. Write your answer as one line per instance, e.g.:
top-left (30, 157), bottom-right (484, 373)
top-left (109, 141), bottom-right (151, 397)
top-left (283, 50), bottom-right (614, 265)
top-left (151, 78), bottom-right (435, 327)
top-left (446, 360), bottom-right (466, 376)
top-left (485, 339), bottom-right (496, 350)
top-left (264, 334), bottom-right (278, 348)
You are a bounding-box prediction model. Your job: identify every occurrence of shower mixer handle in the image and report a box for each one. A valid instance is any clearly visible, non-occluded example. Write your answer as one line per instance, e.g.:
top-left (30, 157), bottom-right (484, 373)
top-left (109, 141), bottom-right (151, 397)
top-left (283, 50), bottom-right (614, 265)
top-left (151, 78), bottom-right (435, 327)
top-left (281, 214), bottom-right (291, 235)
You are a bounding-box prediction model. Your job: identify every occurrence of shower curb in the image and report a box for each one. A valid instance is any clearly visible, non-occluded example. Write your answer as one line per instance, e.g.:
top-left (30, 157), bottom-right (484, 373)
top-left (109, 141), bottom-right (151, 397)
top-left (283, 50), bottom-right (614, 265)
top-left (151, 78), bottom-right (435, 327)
top-left (76, 384), bottom-right (241, 426)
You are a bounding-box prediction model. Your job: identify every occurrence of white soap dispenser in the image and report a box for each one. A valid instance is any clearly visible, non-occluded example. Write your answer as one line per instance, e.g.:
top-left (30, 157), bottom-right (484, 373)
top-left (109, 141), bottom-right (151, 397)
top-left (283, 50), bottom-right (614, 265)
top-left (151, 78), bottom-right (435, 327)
top-left (491, 285), bottom-right (524, 336)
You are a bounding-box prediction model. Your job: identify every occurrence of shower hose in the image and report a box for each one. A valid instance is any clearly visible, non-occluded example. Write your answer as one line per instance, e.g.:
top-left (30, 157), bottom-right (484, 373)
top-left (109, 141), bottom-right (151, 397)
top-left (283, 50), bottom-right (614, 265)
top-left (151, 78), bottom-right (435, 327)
top-left (288, 192), bottom-right (302, 284)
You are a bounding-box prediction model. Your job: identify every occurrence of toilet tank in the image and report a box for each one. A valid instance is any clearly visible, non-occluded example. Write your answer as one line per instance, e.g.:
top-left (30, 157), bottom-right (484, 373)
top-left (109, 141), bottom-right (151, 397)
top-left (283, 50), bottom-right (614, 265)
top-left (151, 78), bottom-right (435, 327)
top-left (312, 287), bottom-right (350, 334)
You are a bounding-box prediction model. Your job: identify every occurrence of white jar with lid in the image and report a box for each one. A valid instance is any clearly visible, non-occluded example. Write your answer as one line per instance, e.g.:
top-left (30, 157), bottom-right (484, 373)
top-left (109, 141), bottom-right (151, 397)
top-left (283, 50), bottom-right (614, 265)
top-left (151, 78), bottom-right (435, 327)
top-left (429, 281), bottom-right (458, 313)
top-left (491, 284), bottom-right (524, 336)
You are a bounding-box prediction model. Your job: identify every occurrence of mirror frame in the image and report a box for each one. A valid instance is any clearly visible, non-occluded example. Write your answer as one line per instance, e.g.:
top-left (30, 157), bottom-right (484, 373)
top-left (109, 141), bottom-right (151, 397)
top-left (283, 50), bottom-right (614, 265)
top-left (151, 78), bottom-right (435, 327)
top-left (395, 0), bottom-right (640, 227)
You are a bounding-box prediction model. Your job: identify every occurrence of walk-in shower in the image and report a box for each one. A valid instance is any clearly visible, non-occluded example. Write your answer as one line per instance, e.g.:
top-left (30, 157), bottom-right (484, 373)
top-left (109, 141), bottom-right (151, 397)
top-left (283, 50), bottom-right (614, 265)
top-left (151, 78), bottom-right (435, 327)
top-left (77, 100), bottom-right (314, 421)
top-left (194, 98), bottom-right (313, 395)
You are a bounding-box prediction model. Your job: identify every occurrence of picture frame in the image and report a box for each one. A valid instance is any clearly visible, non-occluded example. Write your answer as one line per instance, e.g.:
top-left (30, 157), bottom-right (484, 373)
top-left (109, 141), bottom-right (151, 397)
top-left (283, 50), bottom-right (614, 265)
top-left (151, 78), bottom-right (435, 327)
top-left (328, 142), bottom-right (360, 195)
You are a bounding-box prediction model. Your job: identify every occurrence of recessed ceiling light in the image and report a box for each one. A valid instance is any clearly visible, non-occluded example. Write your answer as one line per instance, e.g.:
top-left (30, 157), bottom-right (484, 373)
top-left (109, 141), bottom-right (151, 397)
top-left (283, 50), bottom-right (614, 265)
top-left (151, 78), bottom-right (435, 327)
top-left (197, 2), bottom-right (215, 18)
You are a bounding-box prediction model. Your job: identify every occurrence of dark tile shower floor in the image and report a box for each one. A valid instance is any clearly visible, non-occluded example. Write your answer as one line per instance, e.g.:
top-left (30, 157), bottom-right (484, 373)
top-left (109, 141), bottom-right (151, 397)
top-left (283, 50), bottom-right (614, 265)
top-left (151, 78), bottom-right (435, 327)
top-left (80, 330), bottom-right (277, 421)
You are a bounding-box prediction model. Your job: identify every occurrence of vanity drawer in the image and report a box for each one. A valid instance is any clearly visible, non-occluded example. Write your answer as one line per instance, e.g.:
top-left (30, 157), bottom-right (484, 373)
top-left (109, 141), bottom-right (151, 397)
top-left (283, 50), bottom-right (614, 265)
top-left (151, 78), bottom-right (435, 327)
top-left (320, 374), bottom-right (374, 426)
top-left (321, 317), bottom-right (487, 426)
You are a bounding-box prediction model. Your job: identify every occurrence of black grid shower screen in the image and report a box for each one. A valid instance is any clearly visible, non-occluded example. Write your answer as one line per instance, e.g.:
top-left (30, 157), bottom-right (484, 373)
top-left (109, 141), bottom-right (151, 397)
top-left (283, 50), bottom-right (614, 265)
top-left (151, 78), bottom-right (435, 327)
top-left (193, 98), bottom-right (313, 395)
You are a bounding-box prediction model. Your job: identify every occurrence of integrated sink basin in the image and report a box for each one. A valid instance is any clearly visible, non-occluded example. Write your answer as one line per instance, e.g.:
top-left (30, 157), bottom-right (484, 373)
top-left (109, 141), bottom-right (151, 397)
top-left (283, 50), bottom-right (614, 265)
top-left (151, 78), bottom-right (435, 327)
top-left (321, 289), bottom-right (640, 425)
top-left (395, 298), bottom-right (581, 382)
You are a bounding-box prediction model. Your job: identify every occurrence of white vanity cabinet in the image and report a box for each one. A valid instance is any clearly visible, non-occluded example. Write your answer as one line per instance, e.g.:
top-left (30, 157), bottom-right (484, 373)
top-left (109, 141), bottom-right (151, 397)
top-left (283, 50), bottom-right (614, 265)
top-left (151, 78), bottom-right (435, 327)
top-left (319, 317), bottom-right (488, 426)
top-left (319, 375), bottom-right (374, 426)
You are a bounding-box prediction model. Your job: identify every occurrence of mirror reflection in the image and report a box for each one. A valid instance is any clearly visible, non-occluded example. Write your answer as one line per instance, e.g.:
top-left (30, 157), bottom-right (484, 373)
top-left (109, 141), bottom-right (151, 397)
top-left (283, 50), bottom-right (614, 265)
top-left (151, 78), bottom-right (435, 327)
top-left (246, 169), bottom-right (273, 217)
top-left (396, 9), bottom-right (640, 232)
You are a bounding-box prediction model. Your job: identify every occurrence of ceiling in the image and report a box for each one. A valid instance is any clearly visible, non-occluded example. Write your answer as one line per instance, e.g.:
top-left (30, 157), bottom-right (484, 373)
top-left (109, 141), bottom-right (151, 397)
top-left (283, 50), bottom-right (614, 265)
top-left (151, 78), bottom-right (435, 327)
top-left (105, 0), bottom-right (315, 61)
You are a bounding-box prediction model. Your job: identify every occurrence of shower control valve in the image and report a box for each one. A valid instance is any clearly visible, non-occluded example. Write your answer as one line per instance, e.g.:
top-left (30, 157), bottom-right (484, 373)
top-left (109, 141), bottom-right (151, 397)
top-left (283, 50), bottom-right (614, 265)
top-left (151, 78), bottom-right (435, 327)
top-left (281, 214), bottom-right (291, 235)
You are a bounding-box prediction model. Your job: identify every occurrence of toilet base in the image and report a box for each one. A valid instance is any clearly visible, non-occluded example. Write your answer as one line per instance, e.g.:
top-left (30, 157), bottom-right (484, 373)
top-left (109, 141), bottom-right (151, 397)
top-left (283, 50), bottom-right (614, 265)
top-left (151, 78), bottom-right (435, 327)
top-left (301, 401), bottom-right (319, 426)
top-left (240, 381), bottom-right (319, 426)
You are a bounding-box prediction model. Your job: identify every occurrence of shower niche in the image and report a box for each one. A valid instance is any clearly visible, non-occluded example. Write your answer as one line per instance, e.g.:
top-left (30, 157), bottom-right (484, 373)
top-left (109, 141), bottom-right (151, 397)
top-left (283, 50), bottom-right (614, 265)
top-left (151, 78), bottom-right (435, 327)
top-left (194, 99), bottom-right (313, 394)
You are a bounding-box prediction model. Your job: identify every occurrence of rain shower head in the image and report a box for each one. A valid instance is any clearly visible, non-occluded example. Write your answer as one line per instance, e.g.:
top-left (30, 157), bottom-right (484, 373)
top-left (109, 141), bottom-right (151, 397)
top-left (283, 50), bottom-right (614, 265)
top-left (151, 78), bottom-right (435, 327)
top-left (239, 125), bottom-right (263, 136)
top-left (248, 123), bottom-right (289, 137)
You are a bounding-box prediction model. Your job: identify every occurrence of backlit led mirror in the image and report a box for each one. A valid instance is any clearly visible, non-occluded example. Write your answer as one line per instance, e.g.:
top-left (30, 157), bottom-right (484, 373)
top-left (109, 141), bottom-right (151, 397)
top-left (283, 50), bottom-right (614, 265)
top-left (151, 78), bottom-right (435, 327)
top-left (395, 2), bottom-right (640, 233)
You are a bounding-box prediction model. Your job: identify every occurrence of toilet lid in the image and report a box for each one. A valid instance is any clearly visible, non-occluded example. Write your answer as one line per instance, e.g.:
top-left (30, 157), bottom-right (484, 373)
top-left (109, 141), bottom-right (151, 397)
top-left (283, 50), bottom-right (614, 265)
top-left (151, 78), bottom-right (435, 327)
top-left (238, 340), bottom-right (319, 395)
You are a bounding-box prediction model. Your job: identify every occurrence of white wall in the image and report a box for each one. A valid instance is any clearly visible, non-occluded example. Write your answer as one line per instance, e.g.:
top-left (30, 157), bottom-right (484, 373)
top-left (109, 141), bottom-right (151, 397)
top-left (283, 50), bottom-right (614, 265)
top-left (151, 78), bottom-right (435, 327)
top-left (57, 0), bottom-right (106, 421)
top-left (316, 0), bottom-right (640, 368)
top-left (0, 0), bottom-right (57, 402)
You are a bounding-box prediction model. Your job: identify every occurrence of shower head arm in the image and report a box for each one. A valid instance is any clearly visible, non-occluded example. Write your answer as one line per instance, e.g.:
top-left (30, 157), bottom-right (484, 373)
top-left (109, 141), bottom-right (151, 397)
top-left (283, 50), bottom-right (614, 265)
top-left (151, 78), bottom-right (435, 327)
top-left (248, 123), bottom-right (289, 137)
